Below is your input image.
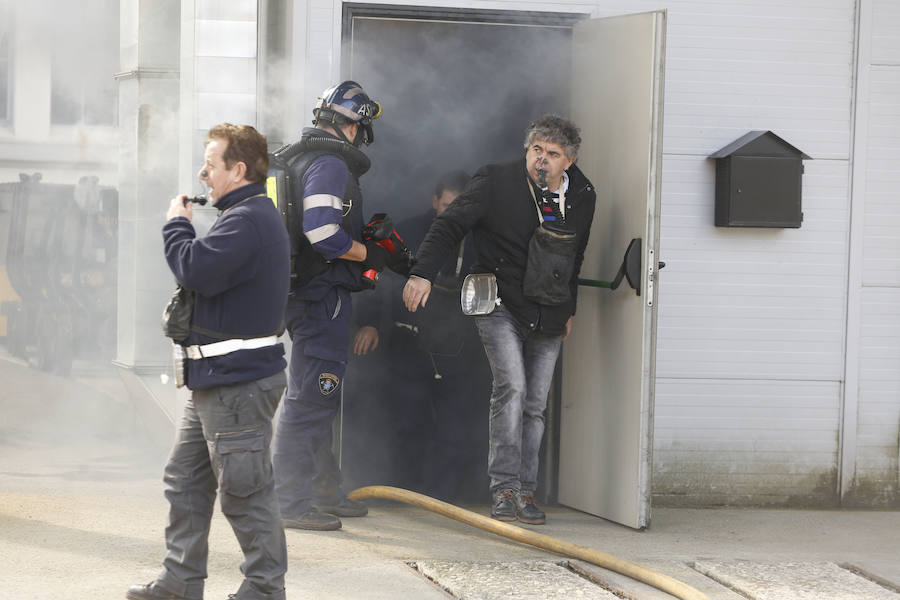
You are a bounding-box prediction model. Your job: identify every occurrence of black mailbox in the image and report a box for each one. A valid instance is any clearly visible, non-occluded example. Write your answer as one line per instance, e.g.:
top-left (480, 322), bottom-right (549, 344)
top-left (710, 130), bottom-right (810, 228)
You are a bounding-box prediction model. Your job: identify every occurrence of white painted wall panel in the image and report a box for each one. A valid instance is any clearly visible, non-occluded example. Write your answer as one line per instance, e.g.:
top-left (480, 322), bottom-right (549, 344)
top-left (196, 0), bottom-right (256, 21)
top-left (842, 2), bottom-right (900, 507)
top-left (863, 68), bottom-right (900, 287)
top-left (872, 0), bottom-right (900, 63)
top-left (301, 0), bottom-right (338, 124)
top-left (187, 6), bottom-right (258, 172)
top-left (655, 156), bottom-right (849, 382)
top-left (195, 92), bottom-right (257, 130)
top-left (855, 288), bottom-right (900, 503)
top-left (195, 57), bottom-right (257, 94)
top-left (592, 0), bottom-right (854, 159)
top-left (584, 0), bottom-right (854, 506)
top-left (653, 378), bottom-right (840, 506)
top-left (195, 20), bottom-right (257, 58)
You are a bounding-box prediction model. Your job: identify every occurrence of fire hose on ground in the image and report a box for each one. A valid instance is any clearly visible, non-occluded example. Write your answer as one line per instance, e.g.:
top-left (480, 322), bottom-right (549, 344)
top-left (348, 485), bottom-right (708, 600)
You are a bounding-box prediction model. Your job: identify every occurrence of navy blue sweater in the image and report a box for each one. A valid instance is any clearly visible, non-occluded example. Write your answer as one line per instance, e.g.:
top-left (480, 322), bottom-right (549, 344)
top-left (163, 182), bottom-right (291, 390)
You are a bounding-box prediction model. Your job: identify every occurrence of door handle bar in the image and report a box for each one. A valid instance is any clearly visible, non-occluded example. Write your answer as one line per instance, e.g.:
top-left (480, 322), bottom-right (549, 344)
top-left (578, 237), bottom-right (643, 295)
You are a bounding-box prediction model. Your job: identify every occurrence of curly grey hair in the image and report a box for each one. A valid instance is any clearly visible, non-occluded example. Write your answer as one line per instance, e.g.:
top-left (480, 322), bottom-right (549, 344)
top-left (523, 114), bottom-right (581, 159)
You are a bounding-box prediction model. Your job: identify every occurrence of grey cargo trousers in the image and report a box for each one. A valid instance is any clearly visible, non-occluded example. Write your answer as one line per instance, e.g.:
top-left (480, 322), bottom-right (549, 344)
top-left (153, 371), bottom-right (288, 600)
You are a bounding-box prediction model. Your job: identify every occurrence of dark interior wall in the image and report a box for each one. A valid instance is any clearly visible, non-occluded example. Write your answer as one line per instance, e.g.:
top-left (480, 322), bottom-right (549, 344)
top-left (346, 15), bottom-right (573, 221)
top-left (337, 10), bottom-right (579, 501)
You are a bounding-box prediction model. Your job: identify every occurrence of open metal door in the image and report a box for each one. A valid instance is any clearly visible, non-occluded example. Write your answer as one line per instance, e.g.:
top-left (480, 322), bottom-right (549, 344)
top-left (559, 11), bottom-right (665, 529)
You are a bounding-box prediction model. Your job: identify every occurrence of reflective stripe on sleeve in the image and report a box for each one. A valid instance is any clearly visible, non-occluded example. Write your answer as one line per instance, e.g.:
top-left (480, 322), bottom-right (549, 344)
top-left (305, 223), bottom-right (341, 244)
top-left (303, 193), bottom-right (343, 211)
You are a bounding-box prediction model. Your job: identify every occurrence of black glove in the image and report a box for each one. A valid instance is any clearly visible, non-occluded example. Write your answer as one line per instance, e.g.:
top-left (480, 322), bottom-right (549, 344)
top-left (387, 250), bottom-right (413, 277)
top-left (363, 241), bottom-right (390, 271)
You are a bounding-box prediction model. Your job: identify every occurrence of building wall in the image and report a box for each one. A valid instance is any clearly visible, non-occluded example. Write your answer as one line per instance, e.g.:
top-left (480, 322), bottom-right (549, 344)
top-left (278, 0), bottom-right (900, 507)
top-left (0, 1), bottom-right (118, 186)
top-left (119, 0), bottom-right (896, 507)
top-left (3, 2), bottom-right (887, 504)
top-left (845, 0), bottom-right (900, 507)
top-left (597, 0), bottom-right (855, 507)
top-left (181, 0), bottom-right (259, 195)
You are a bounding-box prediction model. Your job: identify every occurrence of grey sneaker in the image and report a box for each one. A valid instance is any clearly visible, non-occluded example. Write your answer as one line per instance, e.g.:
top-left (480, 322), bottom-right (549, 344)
top-left (283, 508), bottom-right (342, 531)
top-left (314, 496), bottom-right (368, 517)
top-left (515, 491), bottom-right (546, 525)
top-left (490, 488), bottom-right (518, 521)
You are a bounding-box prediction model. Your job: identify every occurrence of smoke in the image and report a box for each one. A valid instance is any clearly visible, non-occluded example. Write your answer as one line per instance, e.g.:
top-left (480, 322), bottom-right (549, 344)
top-left (0, 5), bottom-right (579, 501)
top-left (337, 17), bottom-right (573, 501)
top-left (350, 17), bottom-right (572, 220)
top-left (0, 0), bottom-right (151, 490)
top-left (2, 0), bottom-right (122, 185)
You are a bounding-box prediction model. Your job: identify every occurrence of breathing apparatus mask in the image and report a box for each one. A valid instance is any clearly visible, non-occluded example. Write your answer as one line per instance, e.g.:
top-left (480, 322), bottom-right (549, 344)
top-left (312, 81), bottom-right (382, 147)
top-left (535, 157), bottom-right (560, 211)
top-left (185, 172), bottom-right (211, 206)
top-left (184, 174), bottom-right (208, 206)
top-left (536, 157), bottom-right (550, 193)
top-left (532, 155), bottom-right (568, 232)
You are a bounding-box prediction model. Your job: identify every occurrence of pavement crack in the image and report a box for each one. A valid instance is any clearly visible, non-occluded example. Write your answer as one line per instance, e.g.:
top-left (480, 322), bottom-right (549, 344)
top-left (839, 563), bottom-right (900, 595)
top-left (408, 561), bottom-right (459, 598)
top-left (688, 560), bottom-right (755, 600)
top-left (563, 559), bottom-right (637, 599)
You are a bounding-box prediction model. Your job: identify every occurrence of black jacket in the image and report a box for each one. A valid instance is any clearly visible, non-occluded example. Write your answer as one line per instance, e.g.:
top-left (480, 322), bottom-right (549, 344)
top-left (410, 157), bottom-right (596, 335)
top-left (389, 209), bottom-right (478, 355)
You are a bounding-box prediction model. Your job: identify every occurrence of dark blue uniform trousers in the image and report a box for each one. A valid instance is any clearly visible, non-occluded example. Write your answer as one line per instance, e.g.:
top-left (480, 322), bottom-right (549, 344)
top-left (273, 289), bottom-right (351, 519)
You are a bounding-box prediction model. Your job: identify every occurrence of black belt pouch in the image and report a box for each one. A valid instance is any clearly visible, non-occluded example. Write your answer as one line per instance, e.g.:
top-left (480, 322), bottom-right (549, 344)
top-left (522, 223), bottom-right (577, 306)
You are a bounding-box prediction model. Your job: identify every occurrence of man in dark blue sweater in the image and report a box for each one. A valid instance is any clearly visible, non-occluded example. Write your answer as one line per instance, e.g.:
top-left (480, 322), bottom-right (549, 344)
top-left (128, 124), bottom-right (290, 600)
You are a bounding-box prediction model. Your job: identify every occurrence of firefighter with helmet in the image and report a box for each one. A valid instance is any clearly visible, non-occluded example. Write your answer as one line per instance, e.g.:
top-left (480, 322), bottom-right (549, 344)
top-left (272, 81), bottom-right (401, 530)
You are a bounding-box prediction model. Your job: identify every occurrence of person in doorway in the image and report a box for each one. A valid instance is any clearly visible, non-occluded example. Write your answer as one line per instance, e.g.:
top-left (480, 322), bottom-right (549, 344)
top-left (272, 81), bottom-right (405, 531)
top-left (128, 123), bottom-right (290, 600)
top-left (403, 115), bottom-right (596, 524)
top-left (385, 170), bottom-right (490, 501)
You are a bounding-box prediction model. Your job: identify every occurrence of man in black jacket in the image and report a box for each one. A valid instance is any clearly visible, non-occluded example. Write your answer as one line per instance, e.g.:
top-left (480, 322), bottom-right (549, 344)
top-left (403, 115), bottom-right (596, 525)
top-left (129, 124), bottom-right (290, 600)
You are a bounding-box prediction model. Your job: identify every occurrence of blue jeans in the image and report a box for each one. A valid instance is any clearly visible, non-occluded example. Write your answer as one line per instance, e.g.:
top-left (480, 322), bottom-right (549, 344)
top-left (474, 305), bottom-right (562, 494)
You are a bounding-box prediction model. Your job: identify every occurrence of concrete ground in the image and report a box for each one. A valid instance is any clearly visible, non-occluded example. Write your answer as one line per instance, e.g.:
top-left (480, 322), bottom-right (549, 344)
top-left (1, 355), bottom-right (898, 600)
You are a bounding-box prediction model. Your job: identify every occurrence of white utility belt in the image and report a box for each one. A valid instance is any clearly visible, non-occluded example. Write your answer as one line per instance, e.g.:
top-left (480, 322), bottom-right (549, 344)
top-left (183, 335), bottom-right (279, 360)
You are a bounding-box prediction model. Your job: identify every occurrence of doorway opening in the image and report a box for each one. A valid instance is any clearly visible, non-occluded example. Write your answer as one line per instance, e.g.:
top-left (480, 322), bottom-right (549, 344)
top-left (337, 5), bottom-right (587, 504)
